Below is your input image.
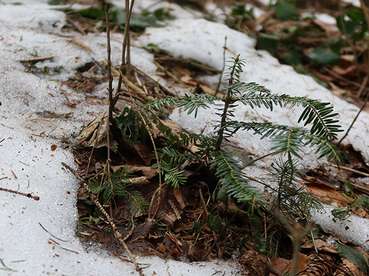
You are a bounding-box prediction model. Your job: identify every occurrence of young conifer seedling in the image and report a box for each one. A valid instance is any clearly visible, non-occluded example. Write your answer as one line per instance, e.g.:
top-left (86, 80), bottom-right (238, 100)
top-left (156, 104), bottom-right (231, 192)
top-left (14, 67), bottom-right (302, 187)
top-left (144, 55), bottom-right (343, 218)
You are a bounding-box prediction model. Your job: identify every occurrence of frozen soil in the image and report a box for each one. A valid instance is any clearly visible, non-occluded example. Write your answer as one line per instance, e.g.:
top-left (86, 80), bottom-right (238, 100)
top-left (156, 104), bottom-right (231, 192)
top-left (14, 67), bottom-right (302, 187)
top-left (1, 0), bottom-right (369, 275)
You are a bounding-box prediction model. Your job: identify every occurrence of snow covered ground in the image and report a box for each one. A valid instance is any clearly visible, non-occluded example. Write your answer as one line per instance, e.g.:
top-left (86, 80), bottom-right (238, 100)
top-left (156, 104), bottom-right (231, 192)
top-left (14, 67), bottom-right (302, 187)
top-left (1, 0), bottom-right (369, 275)
top-left (0, 1), bottom-right (238, 275)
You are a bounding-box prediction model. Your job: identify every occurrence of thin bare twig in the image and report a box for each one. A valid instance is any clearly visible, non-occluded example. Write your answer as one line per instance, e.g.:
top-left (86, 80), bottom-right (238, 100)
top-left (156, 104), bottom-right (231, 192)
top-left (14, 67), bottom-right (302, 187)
top-left (105, 10), bottom-right (114, 178)
top-left (135, 109), bottom-right (163, 220)
top-left (216, 54), bottom-right (240, 149)
top-left (244, 150), bottom-right (283, 167)
top-left (61, 162), bottom-right (144, 276)
top-left (0, 186), bottom-right (39, 201)
top-left (106, 9), bottom-right (114, 125)
top-left (328, 163), bottom-right (369, 178)
top-left (338, 97), bottom-right (368, 145)
top-left (117, 0), bottom-right (135, 93)
top-left (126, 0), bottom-right (135, 67)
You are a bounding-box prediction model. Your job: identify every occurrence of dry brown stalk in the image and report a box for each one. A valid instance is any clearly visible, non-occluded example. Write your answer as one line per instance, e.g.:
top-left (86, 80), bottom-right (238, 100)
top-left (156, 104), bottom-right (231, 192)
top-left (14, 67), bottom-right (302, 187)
top-left (117, 0), bottom-right (135, 93)
top-left (0, 186), bottom-right (39, 201)
top-left (61, 162), bottom-right (145, 276)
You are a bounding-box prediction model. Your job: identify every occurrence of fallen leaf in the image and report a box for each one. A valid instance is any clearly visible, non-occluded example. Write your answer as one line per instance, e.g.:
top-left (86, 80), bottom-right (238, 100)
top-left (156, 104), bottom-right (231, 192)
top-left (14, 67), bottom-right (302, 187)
top-left (302, 239), bottom-right (338, 254)
top-left (77, 113), bottom-right (108, 148)
top-left (173, 189), bottom-right (186, 209)
top-left (271, 257), bottom-right (290, 275)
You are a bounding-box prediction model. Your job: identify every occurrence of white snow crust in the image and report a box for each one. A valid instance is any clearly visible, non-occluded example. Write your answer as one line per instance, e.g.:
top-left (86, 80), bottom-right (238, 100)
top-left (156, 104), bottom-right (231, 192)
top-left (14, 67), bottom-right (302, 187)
top-left (0, 2), bottom-right (239, 275)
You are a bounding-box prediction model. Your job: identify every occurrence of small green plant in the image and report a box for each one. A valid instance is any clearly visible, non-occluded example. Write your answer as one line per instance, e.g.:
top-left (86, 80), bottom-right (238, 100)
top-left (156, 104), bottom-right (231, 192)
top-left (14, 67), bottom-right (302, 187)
top-left (337, 6), bottom-right (368, 42)
top-left (271, 159), bottom-right (321, 219)
top-left (225, 4), bottom-right (255, 32)
top-left (88, 168), bottom-right (148, 216)
top-left (141, 55), bottom-right (342, 217)
top-left (274, 0), bottom-right (299, 21)
top-left (64, 5), bottom-right (173, 32)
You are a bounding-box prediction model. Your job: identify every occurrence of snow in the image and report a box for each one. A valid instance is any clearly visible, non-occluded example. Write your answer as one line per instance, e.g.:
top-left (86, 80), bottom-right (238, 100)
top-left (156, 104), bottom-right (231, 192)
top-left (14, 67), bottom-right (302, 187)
top-left (343, 0), bottom-right (361, 6)
top-left (139, 19), bottom-right (255, 72)
top-left (304, 12), bottom-right (337, 26)
top-left (204, 2), bottom-right (264, 23)
top-left (312, 205), bottom-right (369, 250)
top-left (314, 13), bottom-right (337, 25)
top-left (139, 18), bottom-right (369, 250)
top-left (0, 1), bottom-right (239, 275)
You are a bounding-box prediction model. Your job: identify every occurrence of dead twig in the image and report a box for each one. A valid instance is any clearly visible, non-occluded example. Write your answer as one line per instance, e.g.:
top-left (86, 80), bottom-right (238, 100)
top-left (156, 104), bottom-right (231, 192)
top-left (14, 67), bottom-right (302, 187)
top-left (48, 239), bottom-right (79, 254)
top-left (61, 162), bottom-right (145, 276)
top-left (105, 8), bottom-right (113, 174)
top-left (116, 0), bottom-right (135, 93)
top-left (0, 186), bottom-right (39, 201)
top-left (338, 88), bottom-right (369, 146)
top-left (19, 56), bottom-right (54, 63)
top-left (0, 258), bottom-right (17, 272)
top-left (123, 215), bottom-right (136, 242)
top-left (135, 110), bottom-right (163, 222)
top-left (328, 163), bottom-right (369, 178)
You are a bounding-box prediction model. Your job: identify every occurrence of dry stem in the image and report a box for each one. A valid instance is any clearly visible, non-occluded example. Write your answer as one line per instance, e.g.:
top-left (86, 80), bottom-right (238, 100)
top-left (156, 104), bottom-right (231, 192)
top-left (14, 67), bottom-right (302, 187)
top-left (105, 9), bottom-right (114, 172)
top-left (117, 0), bottom-right (135, 93)
top-left (62, 162), bottom-right (144, 276)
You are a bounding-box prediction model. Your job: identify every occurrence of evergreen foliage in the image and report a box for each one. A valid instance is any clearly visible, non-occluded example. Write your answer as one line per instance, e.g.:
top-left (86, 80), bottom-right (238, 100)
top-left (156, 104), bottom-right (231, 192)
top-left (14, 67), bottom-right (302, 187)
top-left (135, 55), bottom-right (342, 216)
top-left (211, 151), bottom-right (258, 203)
top-left (88, 168), bottom-right (148, 215)
top-left (271, 159), bottom-right (321, 219)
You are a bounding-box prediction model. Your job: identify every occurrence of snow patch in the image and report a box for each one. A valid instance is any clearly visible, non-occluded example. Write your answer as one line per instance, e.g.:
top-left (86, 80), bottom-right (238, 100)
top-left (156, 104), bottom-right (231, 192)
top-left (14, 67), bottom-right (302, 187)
top-left (343, 0), bottom-right (361, 6)
top-left (0, 2), bottom-right (240, 275)
top-left (312, 205), bottom-right (369, 250)
top-left (139, 19), bottom-right (255, 71)
top-left (0, 3), bottom-right (65, 32)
